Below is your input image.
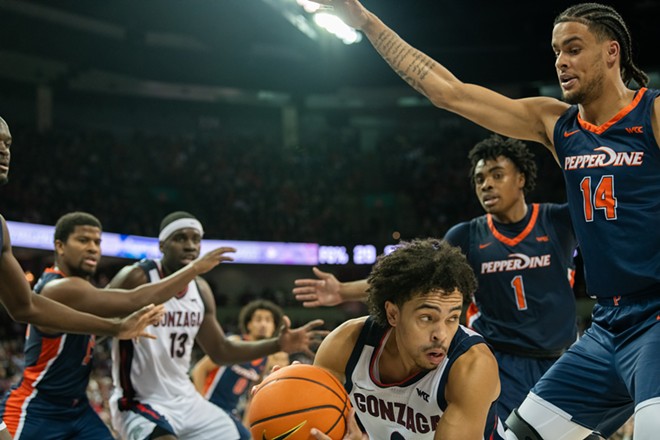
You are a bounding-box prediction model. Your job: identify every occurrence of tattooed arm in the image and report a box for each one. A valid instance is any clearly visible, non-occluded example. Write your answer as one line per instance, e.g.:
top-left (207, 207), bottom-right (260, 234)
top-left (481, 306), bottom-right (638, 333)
top-left (314, 0), bottom-right (568, 148)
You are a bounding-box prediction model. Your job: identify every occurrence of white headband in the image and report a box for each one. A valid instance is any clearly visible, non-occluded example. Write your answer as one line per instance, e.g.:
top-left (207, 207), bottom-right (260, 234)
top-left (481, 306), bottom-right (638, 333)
top-left (158, 218), bottom-right (204, 241)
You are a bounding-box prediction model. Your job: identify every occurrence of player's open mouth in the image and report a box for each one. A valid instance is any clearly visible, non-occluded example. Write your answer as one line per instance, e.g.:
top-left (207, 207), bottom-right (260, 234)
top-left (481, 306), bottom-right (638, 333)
top-left (426, 351), bottom-right (445, 365)
top-left (482, 196), bottom-right (498, 207)
top-left (559, 74), bottom-right (576, 89)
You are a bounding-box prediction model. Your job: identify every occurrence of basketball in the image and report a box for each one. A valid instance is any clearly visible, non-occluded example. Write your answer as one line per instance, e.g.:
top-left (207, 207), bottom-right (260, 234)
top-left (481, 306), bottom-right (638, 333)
top-left (248, 364), bottom-right (352, 440)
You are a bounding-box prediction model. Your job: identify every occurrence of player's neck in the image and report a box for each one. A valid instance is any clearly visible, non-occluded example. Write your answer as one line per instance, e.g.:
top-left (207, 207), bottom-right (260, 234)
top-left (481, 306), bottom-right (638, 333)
top-left (379, 330), bottom-right (421, 382)
top-left (578, 80), bottom-right (636, 126)
top-left (490, 201), bottom-right (528, 224)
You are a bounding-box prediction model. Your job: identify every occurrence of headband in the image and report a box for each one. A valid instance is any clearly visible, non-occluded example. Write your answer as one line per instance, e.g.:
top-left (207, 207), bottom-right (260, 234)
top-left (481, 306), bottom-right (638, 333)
top-left (158, 218), bottom-right (204, 241)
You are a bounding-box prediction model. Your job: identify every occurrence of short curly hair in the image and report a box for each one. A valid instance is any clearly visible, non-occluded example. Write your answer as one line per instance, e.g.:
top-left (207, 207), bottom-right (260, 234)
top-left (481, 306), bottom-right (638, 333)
top-left (468, 134), bottom-right (537, 194)
top-left (54, 212), bottom-right (102, 243)
top-left (238, 299), bottom-right (284, 336)
top-left (366, 238), bottom-right (477, 327)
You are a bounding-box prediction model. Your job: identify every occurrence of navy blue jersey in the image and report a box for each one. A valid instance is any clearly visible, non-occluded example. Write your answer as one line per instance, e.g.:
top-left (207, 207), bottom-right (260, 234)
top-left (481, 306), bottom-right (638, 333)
top-left (2, 268), bottom-right (95, 410)
top-left (344, 317), bottom-right (503, 439)
top-left (202, 336), bottom-right (268, 413)
top-left (445, 203), bottom-right (577, 355)
top-left (554, 87), bottom-right (660, 298)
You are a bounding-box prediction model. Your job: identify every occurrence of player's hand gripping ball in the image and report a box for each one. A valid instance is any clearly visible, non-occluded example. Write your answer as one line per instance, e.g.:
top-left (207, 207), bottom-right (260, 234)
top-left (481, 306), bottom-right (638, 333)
top-left (248, 364), bottom-right (352, 440)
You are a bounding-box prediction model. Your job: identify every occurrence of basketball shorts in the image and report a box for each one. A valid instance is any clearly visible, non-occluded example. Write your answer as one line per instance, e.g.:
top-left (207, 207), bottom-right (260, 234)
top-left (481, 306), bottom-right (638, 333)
top-left (530, 291), bottom-right (660, 438)
top-left (111, 392), bottom-right (241, 440)
top-left (0, 394), bottom-right (113, 440)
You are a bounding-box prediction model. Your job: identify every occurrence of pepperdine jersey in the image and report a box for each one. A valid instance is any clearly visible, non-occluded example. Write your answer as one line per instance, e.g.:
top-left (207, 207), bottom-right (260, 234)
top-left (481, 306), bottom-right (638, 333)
top-left (111, 259), bottom-right (204, 408)
top-left (3, 268), bottom-right (96, 404)
top-left (554, 87), bottom-right (660, 298)
top-left (445, 203), bottom-right (577, 355)
top-left (344, 317), bottom-right (504, 440)
top-left (203, 337), bottom-right (268, 412)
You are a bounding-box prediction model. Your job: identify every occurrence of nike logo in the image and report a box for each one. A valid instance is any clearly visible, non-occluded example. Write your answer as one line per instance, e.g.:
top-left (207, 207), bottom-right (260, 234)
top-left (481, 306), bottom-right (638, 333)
top-left (564, 129), bottom-right (580, 138)
top-left (536, 236), bottom-right (549, 242)
top-left (264, 421), bottom-right (307, 440)
top-left (479, 242), bottom-right (492, 249)
top-left (656, 314), bottom-right (660, 321)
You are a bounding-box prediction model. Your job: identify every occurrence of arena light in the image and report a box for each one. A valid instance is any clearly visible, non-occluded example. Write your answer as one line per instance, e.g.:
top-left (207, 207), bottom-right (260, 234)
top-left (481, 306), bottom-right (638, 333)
top-left (296, 0), bottom-right (321, 14)
top-left (312, 12), bottom-right (362, 45)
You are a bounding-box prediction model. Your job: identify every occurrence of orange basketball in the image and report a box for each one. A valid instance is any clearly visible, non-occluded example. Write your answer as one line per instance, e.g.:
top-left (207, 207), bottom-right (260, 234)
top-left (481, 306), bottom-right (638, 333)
top-left (248, 364), bottom-right (352, 440)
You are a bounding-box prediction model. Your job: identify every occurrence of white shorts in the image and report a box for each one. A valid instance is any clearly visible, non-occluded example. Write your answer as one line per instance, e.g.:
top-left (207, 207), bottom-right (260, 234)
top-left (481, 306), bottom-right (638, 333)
top-left (110, 393), bottom-right (240, 440)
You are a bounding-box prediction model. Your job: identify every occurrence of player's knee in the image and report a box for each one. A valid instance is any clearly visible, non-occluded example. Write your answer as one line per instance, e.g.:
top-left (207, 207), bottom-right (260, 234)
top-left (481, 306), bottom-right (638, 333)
top-left (505, 394), bottom-right (593, 440)
top-left (633, 400), bottom-right (660, 440)
top-left (505, 408), bottom-right (543, 440)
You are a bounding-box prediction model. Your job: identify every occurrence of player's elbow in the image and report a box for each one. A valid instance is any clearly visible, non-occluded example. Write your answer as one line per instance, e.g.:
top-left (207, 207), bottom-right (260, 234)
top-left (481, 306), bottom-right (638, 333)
top-left (425, 79), bottom-right (464, 111)
top-left (6, 300), bottom-right (36, 323)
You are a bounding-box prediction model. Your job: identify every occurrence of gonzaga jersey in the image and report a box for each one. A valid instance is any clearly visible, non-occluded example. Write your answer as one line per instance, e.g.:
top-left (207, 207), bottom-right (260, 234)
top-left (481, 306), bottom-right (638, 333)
top-left (345, 317), bottom-right (503, 440)
top-left (554, 87), bottom-right (660, 298)
top-left (112, 259), bottom-right (204, 407)
top-left (445, 203), bottom-right (577, 355)
top-left (203, 337), bottom-right (267, 412)
top-left (4, 268), bottom-right (95, 403)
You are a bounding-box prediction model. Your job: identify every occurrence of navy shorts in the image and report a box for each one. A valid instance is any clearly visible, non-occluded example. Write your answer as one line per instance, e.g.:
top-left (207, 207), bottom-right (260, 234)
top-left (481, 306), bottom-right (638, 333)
top-left (531, 291), bottom-right (660, 437)
top-left (0, 394), bottom-right (113, 440)
top-left (494, 351), bottom-right (557, 420)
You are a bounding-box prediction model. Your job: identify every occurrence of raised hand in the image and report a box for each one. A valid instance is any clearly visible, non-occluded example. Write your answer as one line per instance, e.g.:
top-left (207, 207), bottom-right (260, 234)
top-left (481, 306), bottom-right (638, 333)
top-left (311, 0), bottom-right (370, 29)
top-left (277, 316), bottom-right (329, 358)
top-left (116, 303), bottom-right (165, 340)
top-left (293, 267), bottom-right (343, 307)
top-left (192, 246), bottom-right (236, 275)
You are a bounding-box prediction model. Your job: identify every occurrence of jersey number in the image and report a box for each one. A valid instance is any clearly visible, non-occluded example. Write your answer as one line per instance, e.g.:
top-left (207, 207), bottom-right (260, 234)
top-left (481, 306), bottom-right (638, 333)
top-left (169, 332), bottom-right (188, 358)
top-left (511, 275), bottom-right (528, 310)
top-left (580, 175), bottom-right (617, 221)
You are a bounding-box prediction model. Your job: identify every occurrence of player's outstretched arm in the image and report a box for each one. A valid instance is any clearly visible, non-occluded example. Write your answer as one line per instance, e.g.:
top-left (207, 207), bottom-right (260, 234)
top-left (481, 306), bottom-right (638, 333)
top-left (314, 0), bottom-right (568, 147)
top-left (195, 278), bottom-right (327, 365)
top-left (40, 246), bottom-right (236, 318)
top-left (293, 267), bottom-right (368, 307)
top-left (0, 217), bottom-right (156, 337)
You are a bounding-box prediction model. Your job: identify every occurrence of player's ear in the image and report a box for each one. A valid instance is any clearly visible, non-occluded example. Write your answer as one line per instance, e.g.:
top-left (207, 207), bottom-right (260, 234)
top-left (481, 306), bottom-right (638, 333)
top-left (385, 301), bottom-right (399, 327)
top-left (518, 172), bottom-right (526, 190)
top-left (54, 239), bottom-right (65, 256)
top-left (606, 40), bottom-right (620, 66)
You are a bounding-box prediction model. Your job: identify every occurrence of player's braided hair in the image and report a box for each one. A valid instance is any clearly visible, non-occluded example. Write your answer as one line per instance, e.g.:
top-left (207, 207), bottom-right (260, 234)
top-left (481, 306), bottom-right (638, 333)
top-left (468, 134), bottom-right (537, 194)
top-left (54, 212), bottom-right (102, 242)
top-left (554, 3), bottom-right (648, 87)
top-left (366, 238), bottom-right (477, 328)
top-left (239, 299), bottom-right (285, 336)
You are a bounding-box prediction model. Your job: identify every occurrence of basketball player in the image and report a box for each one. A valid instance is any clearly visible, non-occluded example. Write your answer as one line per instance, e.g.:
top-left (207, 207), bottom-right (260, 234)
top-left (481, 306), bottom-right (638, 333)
top-left (0, 211), bottom-right (236, 439)
top-left (0, 117), bottom-right (163, 440)
top-left (108, 211), bottom-right (326, 440)
top-left (295, 135), bottom-right (578, 421)
top-left (309, 2), bottom-right (660, 438)
top-left (191, 299), bottom-right (289, 439)
top-left (310, 238), bottom-right (504, 439)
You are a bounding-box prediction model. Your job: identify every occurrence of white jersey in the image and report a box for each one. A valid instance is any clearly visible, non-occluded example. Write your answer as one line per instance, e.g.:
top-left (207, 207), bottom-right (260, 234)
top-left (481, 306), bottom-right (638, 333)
top-left (111, 259), bottom-right (204, 405)
top-left (345, 317), bottom-right (503, 439)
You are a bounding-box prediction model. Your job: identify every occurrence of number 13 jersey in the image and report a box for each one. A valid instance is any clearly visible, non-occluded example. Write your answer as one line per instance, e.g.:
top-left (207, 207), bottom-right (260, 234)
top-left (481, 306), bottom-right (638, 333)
top-left (111, 259), bottom-right (205, 407)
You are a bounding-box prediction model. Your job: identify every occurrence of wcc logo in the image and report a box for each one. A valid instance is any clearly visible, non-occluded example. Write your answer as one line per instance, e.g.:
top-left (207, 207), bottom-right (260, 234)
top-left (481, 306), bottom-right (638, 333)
top-left (416, 388), bottom-right (429, 402)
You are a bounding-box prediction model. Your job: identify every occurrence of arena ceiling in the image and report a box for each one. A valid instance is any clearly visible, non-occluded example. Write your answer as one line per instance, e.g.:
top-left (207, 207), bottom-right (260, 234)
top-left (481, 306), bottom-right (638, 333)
top-left (0, 0), bottom-right (657, 102)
